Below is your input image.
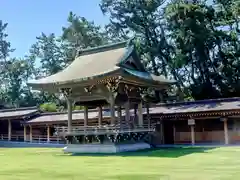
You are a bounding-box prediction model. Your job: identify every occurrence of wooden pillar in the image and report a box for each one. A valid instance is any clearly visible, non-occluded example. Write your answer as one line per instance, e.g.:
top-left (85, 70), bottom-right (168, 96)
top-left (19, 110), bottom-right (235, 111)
top-left (84, 106), bottom-right (88, 126)
top-left (8, 119), bottom-right (11, 141)
top-left (47, 125), bottom-right (50, 142)
top-left (67, 98), bottom-right (73, 133)
top-left (160, 121), bottom-right (164, 144)
top-left (223, 118), bottom-right (229, 145)
top-left (98, 106), bottom-right (102, 126)
top-left (125, 101), bottom-right (130, 127)
top-left (110, 99), bottom-right (116, 125)
top-left (146, 103), bottom-right (150, 129)
top-left (134, 105), bottom-right (137, 124)
top-left (23, 125), bottom-right (27, 141)
top-left (137, 101), bottom-right (143, 127)
top-left (173, 124), bottom-right (176, 144)
top-left (188, 119), bottom-right (195, 145)
top-left (117, 106), bottom-right (122, 127)
top-left (29, 125), bottom-right (32, 142)
top-left (190, 125), bottom-right (195, 145)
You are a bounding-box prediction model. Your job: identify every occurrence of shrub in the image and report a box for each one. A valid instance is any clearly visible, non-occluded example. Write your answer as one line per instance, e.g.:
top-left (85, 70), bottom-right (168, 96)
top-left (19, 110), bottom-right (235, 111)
top-left (40, 102), bottom-right (58, 112)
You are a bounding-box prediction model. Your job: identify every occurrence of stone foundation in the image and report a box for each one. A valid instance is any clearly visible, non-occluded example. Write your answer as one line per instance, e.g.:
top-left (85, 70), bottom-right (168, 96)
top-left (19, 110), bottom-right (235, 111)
top-left (63, 143), bottom-right (151, 154)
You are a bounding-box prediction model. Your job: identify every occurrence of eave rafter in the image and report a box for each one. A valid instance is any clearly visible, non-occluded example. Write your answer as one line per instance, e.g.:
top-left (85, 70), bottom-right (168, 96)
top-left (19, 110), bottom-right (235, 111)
top-left (161, 110), bottom-right (240, 119)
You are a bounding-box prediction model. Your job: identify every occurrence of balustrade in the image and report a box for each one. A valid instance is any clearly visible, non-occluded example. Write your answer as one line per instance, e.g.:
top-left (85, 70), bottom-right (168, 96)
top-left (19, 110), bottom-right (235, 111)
top-left (0, 134), bottom-right (63, 144)
top-left (55, 124), bottom-right (155, 136)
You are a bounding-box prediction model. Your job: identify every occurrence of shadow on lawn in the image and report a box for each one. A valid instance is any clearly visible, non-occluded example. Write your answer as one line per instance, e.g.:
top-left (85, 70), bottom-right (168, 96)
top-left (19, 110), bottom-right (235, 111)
top-left (107, 174), bottom-right (169, 180)
top-left (60, 147), bottom-right (217, 158)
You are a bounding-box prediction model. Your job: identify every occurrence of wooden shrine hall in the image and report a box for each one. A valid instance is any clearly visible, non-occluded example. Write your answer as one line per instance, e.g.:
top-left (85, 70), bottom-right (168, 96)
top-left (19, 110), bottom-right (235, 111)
top-left (27, 41), bottom-right (175, 153)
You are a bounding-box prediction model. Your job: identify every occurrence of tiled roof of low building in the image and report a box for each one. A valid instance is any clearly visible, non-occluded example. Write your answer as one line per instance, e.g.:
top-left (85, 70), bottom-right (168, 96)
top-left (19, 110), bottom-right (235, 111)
top-left (0, 106), bottom-right (39, 119)
top-left (147, 97), bottom-right (240, 116)
top-left (26, 108), bottom-right (137, 124)
top-left (6, 97), bottom-right (240, 123)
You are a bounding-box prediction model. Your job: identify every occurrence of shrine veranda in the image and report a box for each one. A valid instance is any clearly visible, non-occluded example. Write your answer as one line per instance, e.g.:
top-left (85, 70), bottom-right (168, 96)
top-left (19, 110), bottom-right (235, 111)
top-left (27, 41), bottom-right (175, 153)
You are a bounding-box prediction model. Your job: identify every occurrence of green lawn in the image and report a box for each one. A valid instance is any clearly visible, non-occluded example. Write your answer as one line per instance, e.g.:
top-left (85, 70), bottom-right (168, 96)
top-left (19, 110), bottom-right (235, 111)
top-left (0, 147), bottom-right (240, 180)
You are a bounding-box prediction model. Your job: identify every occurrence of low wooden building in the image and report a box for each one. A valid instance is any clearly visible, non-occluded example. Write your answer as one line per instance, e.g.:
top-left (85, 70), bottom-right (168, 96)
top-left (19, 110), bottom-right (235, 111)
top-left (0, 107), bottom-right (39, 141)
top-left (0, 97), bottom-right (240, 145)
top-left (150, 97), bottom-right (240, 145)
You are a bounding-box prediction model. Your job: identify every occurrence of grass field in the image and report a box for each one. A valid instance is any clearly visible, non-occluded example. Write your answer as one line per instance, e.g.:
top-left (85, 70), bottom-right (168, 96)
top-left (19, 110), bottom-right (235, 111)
top-left (0, 147), bottom-right (240, 180)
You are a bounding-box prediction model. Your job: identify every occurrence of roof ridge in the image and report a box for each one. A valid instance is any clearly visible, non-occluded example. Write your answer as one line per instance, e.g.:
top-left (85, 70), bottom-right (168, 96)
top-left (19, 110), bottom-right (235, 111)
top-left (77, 41), bottom-right (127, 56)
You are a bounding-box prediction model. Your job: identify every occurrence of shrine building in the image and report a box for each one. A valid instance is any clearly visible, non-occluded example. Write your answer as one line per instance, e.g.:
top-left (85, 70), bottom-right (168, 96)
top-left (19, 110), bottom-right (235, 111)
top-left (26, 41), bottom-right (175, 153)
top-left (0, 41), bottom-right (239, 151)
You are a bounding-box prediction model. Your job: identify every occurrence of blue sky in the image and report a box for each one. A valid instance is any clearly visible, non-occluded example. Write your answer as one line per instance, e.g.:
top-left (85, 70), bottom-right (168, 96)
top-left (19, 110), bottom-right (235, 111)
top-left (1, 0), bottom-right (109, 58)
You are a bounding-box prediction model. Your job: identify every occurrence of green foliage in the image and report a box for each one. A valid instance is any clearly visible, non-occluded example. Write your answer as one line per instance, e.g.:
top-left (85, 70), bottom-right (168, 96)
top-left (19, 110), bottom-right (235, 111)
top-left (61, 12), bottom-right (112, 63)
top-left (0, 0), bottom-right (240, 107)
top-left (100, 0), bottom-right (240, 100)
top-left (40, 103), bottom-right (58, 112)
top-left (74, 106), bottom-right (84, 111)
top-left (30, 33), bottom-right (66, 76)
top-left (165, 0), bottom-right (240, 99)
top-left (0, 20), bottom-right (15, 62)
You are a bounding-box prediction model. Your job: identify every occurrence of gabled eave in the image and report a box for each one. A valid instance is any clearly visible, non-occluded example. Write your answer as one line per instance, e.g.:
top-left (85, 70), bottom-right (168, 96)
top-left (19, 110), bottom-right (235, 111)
top-left (121, 68), bottom-right (176, 88)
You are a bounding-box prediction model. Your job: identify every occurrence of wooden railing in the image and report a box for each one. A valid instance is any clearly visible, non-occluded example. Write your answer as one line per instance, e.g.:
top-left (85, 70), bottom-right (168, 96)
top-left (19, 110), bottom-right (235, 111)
top-left (0, 134), bottom-right (64, 144)
top-left (55, 124), bottom-right (155, 136)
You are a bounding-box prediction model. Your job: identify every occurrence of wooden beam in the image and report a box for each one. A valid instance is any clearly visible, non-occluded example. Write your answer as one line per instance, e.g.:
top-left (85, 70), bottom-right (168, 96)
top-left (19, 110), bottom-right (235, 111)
top-left (24, 125), bottom-right (27, 141)
top-left (29, 125), bottom-right (32, 142)
top-left (117, 106), bottom-right (122, 127)
top-left (84, 106), bottom-right (88, 126)
top-left (47, 125), bottom-right (50, 143)
top-left (8, 119), bottom-right (11, 141)
top-left (67, 98), bottom-right (73, 133)
top-left (190, 125), bottom-right (195, 145)
top-left (188, 119), bottom-right (195, 145)
top-left (125, 101), bottom-right (130, 126)
top-left (223, 118), bottom-right (229, 145)
top-left (98, 106), bottom-right (103, 126)
top-left (138, 102), bottom-right (143, 127)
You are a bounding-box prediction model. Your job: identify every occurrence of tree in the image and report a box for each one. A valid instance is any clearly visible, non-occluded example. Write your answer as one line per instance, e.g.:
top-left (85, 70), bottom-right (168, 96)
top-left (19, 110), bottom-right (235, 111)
top-left (100, 0), bottom-right (186, 100)
top-left (2, 58), bottom-right (34, 107)
top-left (101, 0), bottom-right (240, 100)
top-left (24, 12), bottom-right (117, 109)
top-left (28, 33), bottom-right (67, 106)
top-left (165, 0), bottom-right (240, 99)
top-left (30, 33), bottom-right (66, 77)
top-left (0, 20), bottom-right (18, 106)
top-left (61, 12), bottom-right (110, 63)
top-left (0, 20), bottom-right (15, 67)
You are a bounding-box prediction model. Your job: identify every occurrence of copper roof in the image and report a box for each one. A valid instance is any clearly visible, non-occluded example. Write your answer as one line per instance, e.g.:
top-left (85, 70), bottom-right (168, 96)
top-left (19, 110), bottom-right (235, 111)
top-left (27, 41), bottom-right (175, 90)
top-left (28, 44), bottom-right (125, 88)
top-left (0, 107), bottom-right (38, 119)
